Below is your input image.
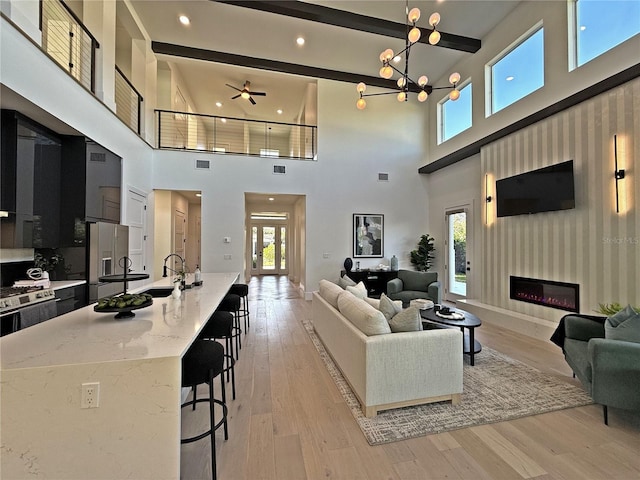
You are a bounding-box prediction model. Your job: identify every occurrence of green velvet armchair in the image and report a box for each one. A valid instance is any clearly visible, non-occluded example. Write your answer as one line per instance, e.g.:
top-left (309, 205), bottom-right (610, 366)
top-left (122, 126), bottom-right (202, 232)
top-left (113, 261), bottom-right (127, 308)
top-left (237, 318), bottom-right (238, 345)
top-left (562, 314), bottom-right (640, 424)
top-left (386, 270), bottom-right (441, 307)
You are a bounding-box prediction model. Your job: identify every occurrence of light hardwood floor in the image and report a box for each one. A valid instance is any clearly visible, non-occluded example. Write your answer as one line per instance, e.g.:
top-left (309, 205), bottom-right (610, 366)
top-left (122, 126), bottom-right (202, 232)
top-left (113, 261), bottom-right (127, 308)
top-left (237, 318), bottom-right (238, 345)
top-left (181, 276), bottom-right (640, 480)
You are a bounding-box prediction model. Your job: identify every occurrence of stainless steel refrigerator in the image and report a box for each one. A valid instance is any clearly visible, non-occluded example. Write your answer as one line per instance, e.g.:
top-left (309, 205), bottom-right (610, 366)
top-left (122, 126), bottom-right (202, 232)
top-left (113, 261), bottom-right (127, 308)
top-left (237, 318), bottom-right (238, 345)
top-left (88, 222), bottom-right (129, 303)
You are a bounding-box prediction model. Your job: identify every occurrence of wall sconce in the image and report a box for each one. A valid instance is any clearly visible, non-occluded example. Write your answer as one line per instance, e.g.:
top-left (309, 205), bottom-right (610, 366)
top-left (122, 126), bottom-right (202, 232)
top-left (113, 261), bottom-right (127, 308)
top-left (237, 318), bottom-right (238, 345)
top-left (614, 134), bottom-right (625, 213)
top-left (485, 173), bottom-right (493, 225)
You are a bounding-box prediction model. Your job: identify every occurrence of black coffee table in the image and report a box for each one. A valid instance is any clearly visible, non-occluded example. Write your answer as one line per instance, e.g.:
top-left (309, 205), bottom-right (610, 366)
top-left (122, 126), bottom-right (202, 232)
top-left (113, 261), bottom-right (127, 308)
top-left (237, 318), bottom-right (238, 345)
top-left (420, 307), bottom-right (482, 366)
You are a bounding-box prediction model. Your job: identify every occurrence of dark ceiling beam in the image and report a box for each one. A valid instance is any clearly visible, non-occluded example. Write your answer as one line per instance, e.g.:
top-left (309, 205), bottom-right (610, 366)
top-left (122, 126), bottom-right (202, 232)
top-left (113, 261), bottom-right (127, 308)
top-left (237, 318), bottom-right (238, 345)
top-left (152, 41), bottom-right (428, 93)
top-left (214, 0), bottom-right (481, 53)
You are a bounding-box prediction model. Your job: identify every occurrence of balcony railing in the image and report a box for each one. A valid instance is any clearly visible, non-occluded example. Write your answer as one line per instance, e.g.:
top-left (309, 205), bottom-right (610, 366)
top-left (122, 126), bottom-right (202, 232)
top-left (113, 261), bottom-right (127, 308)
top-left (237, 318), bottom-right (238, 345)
top-left (115, 66), bottom-right (143, 134)
top-left (156, 110), bottom-right (317, 160)
top-left (40, 0), bottom-right (99, 93)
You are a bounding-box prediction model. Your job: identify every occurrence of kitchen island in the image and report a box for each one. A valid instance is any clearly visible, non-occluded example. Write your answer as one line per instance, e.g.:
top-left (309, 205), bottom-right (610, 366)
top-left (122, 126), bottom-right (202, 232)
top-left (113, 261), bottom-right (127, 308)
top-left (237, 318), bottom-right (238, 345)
top-left (0, 272), bottom-right (239, 479)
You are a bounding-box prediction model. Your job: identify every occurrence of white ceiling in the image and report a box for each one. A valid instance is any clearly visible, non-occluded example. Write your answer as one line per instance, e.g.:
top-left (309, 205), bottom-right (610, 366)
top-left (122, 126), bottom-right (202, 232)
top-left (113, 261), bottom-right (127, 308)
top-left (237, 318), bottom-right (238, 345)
top-left (128, 1), bottom-right (522, 123)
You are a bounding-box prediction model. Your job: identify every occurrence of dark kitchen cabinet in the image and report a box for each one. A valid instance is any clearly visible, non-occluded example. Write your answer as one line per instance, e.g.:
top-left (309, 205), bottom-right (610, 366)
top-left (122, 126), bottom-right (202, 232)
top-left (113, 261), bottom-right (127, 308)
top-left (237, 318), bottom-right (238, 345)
top-left (59, 136), bottom-right (122, 246)
top-left (55, 284), bottom-right (88, 316)
top-left (1, 110), bottom-right (62, 249)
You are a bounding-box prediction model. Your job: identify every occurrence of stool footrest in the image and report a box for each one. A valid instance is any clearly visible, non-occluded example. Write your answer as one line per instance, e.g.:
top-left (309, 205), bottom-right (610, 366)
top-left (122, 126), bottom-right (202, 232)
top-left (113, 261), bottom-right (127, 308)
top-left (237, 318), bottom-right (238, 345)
top-left (181, 398), bottom-right (228, 444)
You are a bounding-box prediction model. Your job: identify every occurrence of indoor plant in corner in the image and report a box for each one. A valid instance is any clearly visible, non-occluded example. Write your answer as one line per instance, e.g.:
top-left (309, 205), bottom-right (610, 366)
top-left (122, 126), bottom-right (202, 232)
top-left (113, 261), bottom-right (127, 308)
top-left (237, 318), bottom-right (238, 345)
top-left (410, 234), bottom-right (435, 271)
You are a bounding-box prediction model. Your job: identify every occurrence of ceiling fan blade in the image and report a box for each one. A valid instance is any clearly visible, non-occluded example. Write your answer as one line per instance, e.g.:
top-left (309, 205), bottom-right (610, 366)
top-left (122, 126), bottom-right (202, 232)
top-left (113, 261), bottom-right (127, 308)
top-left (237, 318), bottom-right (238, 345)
top-left (225, 83), bottom-right (242, 92)
top-left (248, 91), bottom-right (266, 96)
top-left (231, 94), bottom-right (241, 100)
top-left (249, 96), bottom-right (257, 105)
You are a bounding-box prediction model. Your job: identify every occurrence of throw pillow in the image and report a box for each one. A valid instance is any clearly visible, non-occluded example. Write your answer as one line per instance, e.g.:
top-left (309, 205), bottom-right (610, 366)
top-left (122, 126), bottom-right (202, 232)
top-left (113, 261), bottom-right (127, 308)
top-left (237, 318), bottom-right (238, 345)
top-left (388, 306), bottom-right (423, 333)
top-left (338, 275), bottom-right (357, 289)
top-left (346, 281), bottom-right (367, 299)
top-left (318, 279), bottom-right (344, 309)
top-left (607, 304), bottom-right (639, 327)
top-left (605, 312), bottom-right (640, 344)
top-left (364, 297), bottom-right (380, 309)
top-left (378, 293), bottom-right (403, 321)
top-left (337, 290), bottom-right (391, 336)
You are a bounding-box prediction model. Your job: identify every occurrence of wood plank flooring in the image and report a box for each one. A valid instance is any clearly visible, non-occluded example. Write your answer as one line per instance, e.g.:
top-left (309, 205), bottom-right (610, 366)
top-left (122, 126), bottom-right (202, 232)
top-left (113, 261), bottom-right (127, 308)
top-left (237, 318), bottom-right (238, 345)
top-left (181, 276), bottom-right (640, 480)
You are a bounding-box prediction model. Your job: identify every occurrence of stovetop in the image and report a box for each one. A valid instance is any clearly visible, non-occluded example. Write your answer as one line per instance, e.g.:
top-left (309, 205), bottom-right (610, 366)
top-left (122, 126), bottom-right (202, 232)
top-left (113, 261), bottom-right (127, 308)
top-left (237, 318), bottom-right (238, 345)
top-left (0, 286), bottom-right (56, 313)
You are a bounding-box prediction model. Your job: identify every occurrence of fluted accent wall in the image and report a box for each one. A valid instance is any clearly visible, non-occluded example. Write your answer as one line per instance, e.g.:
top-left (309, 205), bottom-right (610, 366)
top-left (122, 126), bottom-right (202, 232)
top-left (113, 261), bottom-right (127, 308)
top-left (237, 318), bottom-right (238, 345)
top-left (481, 77), bottom-right (639, 321)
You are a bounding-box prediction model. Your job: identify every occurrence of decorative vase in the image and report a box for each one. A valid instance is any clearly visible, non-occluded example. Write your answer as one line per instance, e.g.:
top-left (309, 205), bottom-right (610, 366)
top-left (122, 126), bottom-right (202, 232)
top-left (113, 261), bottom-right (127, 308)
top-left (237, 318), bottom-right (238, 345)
top-left (172, 283), bottom-right (181, 299)
top-left (390, 255), bottom-right (398, 271)
top-left (343, 257), bottom-right (353, 272)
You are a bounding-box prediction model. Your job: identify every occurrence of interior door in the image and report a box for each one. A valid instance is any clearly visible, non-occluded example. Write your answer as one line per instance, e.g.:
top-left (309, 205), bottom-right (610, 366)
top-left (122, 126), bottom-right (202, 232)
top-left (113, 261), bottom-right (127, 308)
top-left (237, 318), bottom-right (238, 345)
top-left (126, 189), bottom-right (147, 273)
top-left (173, 209), bottom-right (186, 272)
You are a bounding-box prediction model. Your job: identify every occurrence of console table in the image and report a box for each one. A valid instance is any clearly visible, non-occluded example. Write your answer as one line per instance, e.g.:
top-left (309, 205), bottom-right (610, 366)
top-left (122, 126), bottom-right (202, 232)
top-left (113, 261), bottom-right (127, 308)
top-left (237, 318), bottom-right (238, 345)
top-left (341, 269), bottom-right (398, 297)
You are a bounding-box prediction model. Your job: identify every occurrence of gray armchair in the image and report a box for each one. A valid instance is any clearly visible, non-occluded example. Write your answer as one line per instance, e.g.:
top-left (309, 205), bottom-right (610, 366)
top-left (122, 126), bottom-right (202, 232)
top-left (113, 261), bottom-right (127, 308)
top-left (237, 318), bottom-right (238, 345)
top-left (386, 270), bottom-right (441, 307)
top-left (563, 314), bottom-right (640, 424)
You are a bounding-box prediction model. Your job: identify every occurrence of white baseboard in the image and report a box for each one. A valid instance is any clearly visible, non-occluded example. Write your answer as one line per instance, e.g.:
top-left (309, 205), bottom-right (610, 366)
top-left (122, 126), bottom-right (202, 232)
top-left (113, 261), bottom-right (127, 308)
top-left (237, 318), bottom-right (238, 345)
top-left (458, 299), bottom-right (558, 341)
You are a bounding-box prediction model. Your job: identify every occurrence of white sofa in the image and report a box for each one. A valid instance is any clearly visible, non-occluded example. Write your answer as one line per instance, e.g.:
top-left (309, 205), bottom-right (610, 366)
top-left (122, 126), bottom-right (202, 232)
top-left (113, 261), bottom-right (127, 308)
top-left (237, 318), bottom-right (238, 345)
top-left (312, 288), bottom-right (463, 417)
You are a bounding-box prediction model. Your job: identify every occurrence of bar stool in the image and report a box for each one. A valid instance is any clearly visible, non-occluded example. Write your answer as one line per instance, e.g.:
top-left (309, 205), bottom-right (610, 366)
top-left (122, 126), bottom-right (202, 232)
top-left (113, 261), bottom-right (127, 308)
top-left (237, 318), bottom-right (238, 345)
top-left (229, 283), bottom-right (250, 333)
top-left (199, 310), bottom-right (236, 399)
top-left (181, 340), bottom-right (228, 480)
top-left (216, 294), bottom-right (242, 360)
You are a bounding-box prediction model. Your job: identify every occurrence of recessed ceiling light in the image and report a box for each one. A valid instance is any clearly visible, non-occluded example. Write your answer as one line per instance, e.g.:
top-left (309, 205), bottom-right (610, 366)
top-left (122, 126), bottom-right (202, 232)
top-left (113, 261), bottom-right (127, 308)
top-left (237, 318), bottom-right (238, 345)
top-left (268, 197), bottom-right (275, 201)
top-left (215, 102), bottom-right (222, 107)
top-left (195, 193), bottom-right (202, 197)
top-left (277, 109), bottom-right (283, 114)
top-left (179, 15), bottom-right (190, 25)
top-left (506, 76), bottom-right (514, 81)
top-left (296, 37), bottom-right (305, 46)
top-left (221, 118), bottom-right (227, 123)
top-left (393, 55), bottom-right (402, 63)
top-left (580, 25), bottom-right (586, 31)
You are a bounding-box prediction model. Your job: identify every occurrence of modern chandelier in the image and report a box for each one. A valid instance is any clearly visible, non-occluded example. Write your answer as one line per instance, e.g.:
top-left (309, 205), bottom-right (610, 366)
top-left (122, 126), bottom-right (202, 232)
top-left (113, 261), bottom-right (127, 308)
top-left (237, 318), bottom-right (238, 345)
top-left (356, 4), bottom-right (461, 110)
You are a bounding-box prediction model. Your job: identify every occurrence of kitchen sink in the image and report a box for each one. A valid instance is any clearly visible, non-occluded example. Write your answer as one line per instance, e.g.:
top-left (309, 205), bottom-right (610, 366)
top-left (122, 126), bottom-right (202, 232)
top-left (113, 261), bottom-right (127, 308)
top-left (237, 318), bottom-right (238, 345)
top-left (140, 287), bottom-right (174, 298)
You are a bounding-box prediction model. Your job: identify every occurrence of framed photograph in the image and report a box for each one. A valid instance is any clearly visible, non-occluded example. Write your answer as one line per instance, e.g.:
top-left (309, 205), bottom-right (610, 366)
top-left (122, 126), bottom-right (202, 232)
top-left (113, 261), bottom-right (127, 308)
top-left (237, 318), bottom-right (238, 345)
top-left (353, 214), bottom-right (384, 258)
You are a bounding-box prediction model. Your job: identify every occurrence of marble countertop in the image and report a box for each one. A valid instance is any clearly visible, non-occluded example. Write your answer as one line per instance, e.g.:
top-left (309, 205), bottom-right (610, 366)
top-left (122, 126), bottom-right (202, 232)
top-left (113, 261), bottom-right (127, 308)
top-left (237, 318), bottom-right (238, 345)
top-left (0, 272), bottom-right (239, 371)
top-left (49, 280), bottom-right (87, 290)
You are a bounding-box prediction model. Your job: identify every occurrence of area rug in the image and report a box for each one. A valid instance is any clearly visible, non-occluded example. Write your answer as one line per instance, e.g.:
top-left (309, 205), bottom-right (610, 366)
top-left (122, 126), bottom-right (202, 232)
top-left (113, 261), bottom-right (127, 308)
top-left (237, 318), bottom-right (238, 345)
top-left (302, 317), bottom-right (593, 446)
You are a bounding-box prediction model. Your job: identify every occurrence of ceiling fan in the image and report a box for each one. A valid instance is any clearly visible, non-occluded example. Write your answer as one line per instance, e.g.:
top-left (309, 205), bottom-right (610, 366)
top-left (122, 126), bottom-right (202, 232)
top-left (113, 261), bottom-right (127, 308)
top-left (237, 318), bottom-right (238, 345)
top-left (226, 80), bottom-right (266, 105)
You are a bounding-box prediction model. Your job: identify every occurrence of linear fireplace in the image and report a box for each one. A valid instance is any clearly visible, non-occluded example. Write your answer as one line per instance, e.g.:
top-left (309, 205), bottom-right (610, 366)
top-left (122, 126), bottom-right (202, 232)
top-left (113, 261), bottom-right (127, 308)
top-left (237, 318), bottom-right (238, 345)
top-left (510, 276), bottom-right (579, 312)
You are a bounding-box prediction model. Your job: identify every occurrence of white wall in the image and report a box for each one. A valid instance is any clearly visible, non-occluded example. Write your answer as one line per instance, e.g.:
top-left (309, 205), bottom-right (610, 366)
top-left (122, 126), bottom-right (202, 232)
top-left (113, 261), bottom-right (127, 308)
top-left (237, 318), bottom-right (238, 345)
top-left (152, 79), bottom-right (432, 294)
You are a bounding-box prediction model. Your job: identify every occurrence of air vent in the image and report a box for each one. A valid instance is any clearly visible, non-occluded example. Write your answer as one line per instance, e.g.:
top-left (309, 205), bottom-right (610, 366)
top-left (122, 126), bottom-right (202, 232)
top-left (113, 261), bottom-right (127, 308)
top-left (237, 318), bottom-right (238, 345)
top-left (378, 172), bottom-right (389, 182)
top-left (273, 165), bottom-right (286, 175)
top-left (90, 152), bottom-right (106, 162)
top-left (195, 159), bottom-right (211, 170)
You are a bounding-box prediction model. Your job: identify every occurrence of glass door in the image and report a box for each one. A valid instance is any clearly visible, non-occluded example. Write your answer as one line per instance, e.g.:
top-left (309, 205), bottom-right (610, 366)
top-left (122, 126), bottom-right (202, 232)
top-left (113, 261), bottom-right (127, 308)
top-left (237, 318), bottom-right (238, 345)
top-left (445, 208), bottom-right (469, 300)
top-left (251, 224), bottom-right (288, 275)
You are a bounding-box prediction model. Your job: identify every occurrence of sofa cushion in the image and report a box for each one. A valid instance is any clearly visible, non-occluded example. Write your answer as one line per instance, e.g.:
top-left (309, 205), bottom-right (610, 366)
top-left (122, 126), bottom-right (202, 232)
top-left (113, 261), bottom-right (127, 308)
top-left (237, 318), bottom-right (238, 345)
top-left (379, 293), bottom-right (403, 321)
top-left (388, 306), bottom-right (423, 333)
top-left (337, 290), bottom-right (391, 336)
top-left (346, 281), bottom-right (368, 299)
top-left (605, 311), bottom-right (640, 344)
top-left (319, 279), bottom-right (344, 309)
top-left (606, 304), bottom-right (639, 327)
top-left (338, 275), bottom-right (357, 289)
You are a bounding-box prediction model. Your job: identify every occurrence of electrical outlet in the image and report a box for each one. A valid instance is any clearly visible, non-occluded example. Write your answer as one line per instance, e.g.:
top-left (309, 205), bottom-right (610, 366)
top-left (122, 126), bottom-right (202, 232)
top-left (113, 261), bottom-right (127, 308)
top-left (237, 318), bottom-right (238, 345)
top-left (81, 382), bottom-right (100, 409)
top-left (223, 254), bottom-right (232, 260)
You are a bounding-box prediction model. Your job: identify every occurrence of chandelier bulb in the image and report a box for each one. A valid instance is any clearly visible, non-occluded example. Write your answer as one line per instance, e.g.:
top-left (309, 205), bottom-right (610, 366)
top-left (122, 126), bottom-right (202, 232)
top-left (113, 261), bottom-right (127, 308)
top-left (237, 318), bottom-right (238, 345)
top-left (449, 72), bottom-right (461, 85)
top-left (408, 7), bottom-right (421, 23)
top-left (397, 77), bottom-right (406, 88)
top-left (381, 65), bottom-right (394, 79)
top-left (428, 12), bottom-right (441, 27)
top-left (418, 90), bottom-right (428, 102)
top-left (383, 48), bottom-right (394, 61)
top-left (356, 82), bottom-right (367, 93)
top-left (356, 97), bottom-right (367, 110)
top-left (418, 75), bottom-right (428, 87)
top-left (449, 89), bottom-right (460, 101)
top-left (428, 29), bottom-right (441, 45)
top-left (397, 91), bottom-right (406, 102)
top-left (408, 26), bottom-right (421, 44)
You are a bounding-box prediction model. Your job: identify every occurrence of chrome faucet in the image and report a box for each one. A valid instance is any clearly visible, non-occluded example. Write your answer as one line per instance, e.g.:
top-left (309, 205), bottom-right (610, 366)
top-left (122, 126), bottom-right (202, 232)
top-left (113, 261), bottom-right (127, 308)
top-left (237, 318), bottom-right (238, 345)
top-left (163, 253), bottom-right (186, 287)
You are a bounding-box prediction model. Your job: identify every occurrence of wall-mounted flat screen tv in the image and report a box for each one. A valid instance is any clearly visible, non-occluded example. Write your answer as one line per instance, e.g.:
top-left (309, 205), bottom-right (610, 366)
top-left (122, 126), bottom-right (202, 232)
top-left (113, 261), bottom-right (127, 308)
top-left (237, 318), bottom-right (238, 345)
top-left (496, 160), bottom-right (575, 217)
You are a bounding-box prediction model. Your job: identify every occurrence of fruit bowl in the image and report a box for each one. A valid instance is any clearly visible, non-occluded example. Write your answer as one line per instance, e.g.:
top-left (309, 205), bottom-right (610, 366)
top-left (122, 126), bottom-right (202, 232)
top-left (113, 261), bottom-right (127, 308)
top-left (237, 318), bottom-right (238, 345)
top-left (94, 293), bottom-right (153, 319)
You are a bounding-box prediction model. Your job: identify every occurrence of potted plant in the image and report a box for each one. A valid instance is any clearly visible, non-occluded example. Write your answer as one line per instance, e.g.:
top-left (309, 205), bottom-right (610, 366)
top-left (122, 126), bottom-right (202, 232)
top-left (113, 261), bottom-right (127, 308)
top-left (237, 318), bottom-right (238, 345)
top-left (410, 234), bottom-right (435, 271)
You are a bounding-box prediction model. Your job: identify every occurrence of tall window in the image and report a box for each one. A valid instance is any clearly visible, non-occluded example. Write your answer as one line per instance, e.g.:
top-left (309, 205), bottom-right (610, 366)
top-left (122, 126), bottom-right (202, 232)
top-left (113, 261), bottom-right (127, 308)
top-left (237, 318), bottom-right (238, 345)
top-left (439, 82), bottom-right (472, 143)
top-left (489, 26), bottom-right (544, 114)
top-left (572, 0), bottom-right (640, 68)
